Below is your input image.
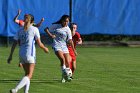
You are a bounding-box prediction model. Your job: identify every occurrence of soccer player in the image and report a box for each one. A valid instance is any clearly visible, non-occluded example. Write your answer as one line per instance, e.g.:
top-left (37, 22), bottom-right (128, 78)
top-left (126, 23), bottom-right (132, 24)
top-left (68, 23), bottom-right (82, 75)
top-left (14, 9), bottom-right (44, 27)
top-left (44, 15), bottom-right (77, 83)
top-left (7, 14), bottom-right (49, 93)
top-left (14, 9), bottom-right (45, 68)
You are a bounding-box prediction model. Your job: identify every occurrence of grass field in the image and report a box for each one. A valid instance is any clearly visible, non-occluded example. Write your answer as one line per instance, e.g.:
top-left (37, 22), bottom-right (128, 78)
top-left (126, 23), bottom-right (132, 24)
top-left (0, 46), bottom-right (140, 93)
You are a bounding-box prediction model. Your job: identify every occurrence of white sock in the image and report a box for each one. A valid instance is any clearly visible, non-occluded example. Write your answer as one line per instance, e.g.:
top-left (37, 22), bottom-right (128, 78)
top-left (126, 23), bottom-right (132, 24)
top-left (61, 65), bottom-right (66, 72)
top-left (15, 76), bottom-right (29, 92)
top-left (24, 79), bottom-right (30, 93)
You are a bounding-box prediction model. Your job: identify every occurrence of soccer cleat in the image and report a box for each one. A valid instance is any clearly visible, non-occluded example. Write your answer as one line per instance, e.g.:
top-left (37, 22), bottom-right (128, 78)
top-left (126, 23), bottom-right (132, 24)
top-left (61, 78), bottom-right (66, 83)
top-left (70, 77), bottom-right (74, 79)
top-left (61, 70), bottom-right (67, 83)
top-left (10, 89), bottom-right (17, 93)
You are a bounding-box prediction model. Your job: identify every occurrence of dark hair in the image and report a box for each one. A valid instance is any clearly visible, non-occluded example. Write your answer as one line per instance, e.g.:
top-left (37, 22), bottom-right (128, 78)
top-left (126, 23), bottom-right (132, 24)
top-left (70, 23), bottom-right (77, 27)
top-left (53, 15), bottom-right (70, 24)
top-left (70, 22), bottom-right (77, 29)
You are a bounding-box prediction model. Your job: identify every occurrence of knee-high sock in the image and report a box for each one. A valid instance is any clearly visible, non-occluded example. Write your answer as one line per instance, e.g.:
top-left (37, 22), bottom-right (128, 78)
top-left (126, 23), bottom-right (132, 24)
top-left (15, 76), bottom-right (30, 92)
top-left (24, 78), bottom-right (30, 93)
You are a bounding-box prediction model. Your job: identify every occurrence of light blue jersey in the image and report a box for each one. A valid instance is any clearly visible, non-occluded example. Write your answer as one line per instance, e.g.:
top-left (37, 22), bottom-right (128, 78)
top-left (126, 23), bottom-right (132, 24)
top-left (14, 25), bottom-right (40, 63)
top-left (49, 24), bottom-right (72, 53)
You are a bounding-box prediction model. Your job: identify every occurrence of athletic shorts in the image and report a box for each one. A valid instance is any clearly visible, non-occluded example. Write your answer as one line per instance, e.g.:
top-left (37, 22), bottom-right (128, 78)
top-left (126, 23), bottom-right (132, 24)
top-left (19, 55), bottom-right (36, 64)
top-left (69, 50), bottom-right (76, 61)
top-left (53, 45), bottom-right (69, 53)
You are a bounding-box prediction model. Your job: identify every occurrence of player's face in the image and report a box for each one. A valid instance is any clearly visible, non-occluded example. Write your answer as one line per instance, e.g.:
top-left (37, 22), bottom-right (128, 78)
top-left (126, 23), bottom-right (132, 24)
top-left (62, 18), bottom-right (69, 27)
top-left (72, 25), bottom-right (77, 31)
top-left (24, 15), bottom-right (31, 23)
top-left (71, 25), bottom-right (77, 36)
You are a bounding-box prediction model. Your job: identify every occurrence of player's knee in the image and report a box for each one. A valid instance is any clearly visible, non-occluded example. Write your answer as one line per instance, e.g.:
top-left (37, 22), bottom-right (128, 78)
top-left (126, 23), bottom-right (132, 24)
top-left (26, 74), bottom-right (33, 79)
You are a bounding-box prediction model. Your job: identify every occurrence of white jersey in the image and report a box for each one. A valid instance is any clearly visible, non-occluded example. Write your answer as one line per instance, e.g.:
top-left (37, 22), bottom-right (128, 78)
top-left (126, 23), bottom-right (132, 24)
top-left (14, 25), bottom-right (40, 61)
top-left (49, 24), bottom-right (72, 48)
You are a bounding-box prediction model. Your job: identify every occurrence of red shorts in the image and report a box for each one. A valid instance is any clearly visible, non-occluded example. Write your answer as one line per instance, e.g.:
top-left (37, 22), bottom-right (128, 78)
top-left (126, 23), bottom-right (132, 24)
top-left (69, 48), bottom-right (76, 61)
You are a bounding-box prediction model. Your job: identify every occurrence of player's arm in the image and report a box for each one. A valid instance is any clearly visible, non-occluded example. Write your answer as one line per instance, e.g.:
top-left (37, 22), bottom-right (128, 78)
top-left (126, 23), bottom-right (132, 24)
top-left (36, 38), bottom-right (49, 53)
top-left (44, 27), bottom-right (56, 38)
top-left (68, 39), bottom-right (77, 56)
top-left (77, 38), bottom-right (82, 44)
top-left (35, 28), bottom-right (49, 53)
top-left (35, 18), bottom-right (44, 27)
top-left (76, 32), bottom-right (82, 45)
top-left (7, 40), bottom-right (18, 64)
top-left (13, 9), bottom-right (21, 23)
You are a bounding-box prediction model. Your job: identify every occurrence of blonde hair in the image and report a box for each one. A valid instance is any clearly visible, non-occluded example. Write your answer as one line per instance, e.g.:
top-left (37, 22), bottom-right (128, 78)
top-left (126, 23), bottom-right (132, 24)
top-left (24, 15), bottom-right (33, 31)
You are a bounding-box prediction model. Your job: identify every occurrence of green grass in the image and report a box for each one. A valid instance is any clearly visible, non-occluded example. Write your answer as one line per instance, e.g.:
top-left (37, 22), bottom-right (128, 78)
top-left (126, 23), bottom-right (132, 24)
top-left (0, 46), bottom-right (140, 93)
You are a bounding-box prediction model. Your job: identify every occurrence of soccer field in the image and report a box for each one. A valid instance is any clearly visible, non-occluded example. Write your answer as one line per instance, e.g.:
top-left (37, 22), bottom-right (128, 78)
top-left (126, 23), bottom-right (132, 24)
top-left (0, 46), bottom-right (140, 93)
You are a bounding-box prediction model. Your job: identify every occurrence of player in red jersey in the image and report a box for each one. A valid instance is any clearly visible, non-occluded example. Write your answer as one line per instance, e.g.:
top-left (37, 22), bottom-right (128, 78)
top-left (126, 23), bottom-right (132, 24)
top-left (68, 23), bottom-right (82, 75)
top-left (14, 9), bottom-right (44, 27)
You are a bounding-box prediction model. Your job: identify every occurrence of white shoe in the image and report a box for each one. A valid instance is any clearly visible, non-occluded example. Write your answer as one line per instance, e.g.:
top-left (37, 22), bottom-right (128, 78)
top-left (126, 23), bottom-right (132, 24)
top-left (10, 89), bottom-right (17, 93)
top-left (61, 78), bottom-right (66, 83)
top-left (61, 70), bottom-right (67, 83)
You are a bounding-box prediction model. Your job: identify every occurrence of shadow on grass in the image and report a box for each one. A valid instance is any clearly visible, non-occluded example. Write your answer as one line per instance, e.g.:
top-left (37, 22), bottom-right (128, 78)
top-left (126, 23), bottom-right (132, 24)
top-left (0, 79), bottom-right (61, 84)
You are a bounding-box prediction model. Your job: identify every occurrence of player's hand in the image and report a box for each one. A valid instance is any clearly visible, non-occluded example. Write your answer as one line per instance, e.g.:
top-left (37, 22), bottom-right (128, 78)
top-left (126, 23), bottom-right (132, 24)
top-left (18, 9), bottom-right (21, 14)
top-left (51, 35), bottom-right (56, 39)
top-left (41, 18), bottom-right (44, 22)
top-left (74, 50), bottom-right (78, 56)
top-left (44, 47), bottom-right (49, 53)
top-left (7, 55), bottom-right (12, 64)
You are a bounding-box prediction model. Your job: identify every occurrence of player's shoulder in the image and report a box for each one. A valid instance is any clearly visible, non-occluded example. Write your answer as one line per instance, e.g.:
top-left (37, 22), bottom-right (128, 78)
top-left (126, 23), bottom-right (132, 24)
top-left (28, 26), bottom-right (39, 35)
top-left (51, 24), bottom-right (60, 28)
top-left (49, 24), bottom-right (60, 31)
top-left (75, 31), bottom-right (80, 35)
top-left (65, 26), bottom-right (71, 31)
top-left (30, 25), bottom-right (39, 31)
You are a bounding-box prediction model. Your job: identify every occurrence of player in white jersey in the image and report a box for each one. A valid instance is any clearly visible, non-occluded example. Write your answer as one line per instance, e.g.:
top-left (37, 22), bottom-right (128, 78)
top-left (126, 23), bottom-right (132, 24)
top-left (44, 15), bottom-right (77, 82)
top-left (7, 14), bottom-right (49, 93)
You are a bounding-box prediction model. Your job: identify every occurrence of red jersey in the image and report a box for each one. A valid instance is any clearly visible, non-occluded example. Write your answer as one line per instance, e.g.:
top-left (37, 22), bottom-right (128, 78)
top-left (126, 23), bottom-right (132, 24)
top-left (15, 20), bottom-right (24, 26)
top-left (19, 20), bottom-right (24, 26)
top-left (68, 32), bottom-right (82, 61)
top-left (72, 32), bottom-right (81, 48)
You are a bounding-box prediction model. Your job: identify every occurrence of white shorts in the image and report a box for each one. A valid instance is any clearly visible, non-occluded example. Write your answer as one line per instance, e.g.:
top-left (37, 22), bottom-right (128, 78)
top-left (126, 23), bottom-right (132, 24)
top-left (19, 55), bottom-right (36, 64)
top-left (53, 45), bottom-right (69, 53)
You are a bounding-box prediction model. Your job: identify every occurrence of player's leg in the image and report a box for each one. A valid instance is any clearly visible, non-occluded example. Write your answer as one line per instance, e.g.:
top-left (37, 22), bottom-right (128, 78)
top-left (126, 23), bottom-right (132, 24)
top-left (55, 50), bottom-right (67, 82)
top-left (72, 60), bottom-right (76, 73)
top-left (63, 53), bottom-right (70, 68)
top-left (63, 53), bottom-right (72, 82)
top-left (69, 53), bottom-right (76, 73)
top-left (23, 63), bottom-right (35, 93)
top-left (10, 58), bottom-right (35, 93)
top-left (55, 50), bottom-right (66, 71)
top-left (18, 63), bottom-right (23, 67)
top-left (10, 58), bottom-right (28, 93)
top-left (10, 73), bottom-right (30, 93)
top-left (69, 55), bottom-right (73, 71)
